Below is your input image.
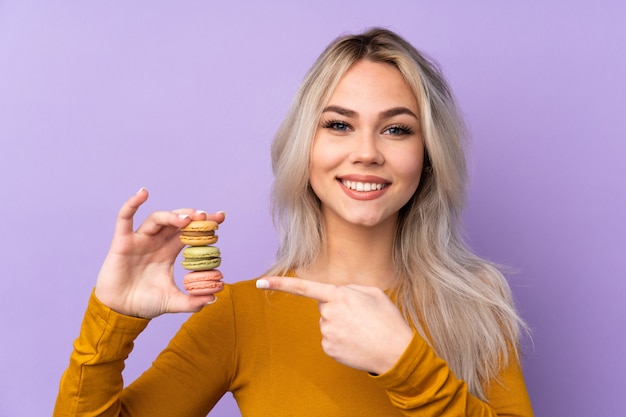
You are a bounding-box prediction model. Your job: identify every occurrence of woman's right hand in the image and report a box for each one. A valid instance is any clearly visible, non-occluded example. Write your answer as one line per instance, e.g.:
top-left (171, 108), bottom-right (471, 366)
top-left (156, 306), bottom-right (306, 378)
top-left (94, 188), bottom-right (226, 319)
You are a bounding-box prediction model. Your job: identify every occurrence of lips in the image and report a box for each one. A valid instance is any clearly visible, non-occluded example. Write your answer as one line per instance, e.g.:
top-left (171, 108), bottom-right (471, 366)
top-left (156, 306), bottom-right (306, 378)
top-left (337, 175), bottom-right (390, 200)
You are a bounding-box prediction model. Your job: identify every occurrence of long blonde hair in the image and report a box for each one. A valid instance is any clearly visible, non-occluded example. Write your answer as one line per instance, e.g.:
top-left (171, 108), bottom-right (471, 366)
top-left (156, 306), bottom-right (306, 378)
top-left (269, 27), bottom-right (527, 400)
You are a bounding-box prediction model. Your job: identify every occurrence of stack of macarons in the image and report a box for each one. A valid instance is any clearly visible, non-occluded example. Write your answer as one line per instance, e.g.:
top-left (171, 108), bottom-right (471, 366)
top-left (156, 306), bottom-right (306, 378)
top-left (179, 220), bottom-right (224, 296)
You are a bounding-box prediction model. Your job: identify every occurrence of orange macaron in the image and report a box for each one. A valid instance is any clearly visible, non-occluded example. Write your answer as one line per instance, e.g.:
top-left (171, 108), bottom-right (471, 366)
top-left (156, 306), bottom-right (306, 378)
top-left (180, 220), bottom-right (218, 246)
top-left (183, 269), bottom-right (224, 296)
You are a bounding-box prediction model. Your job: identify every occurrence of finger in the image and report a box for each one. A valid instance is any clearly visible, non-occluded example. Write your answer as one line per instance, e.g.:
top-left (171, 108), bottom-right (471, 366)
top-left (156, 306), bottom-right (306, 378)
top-left (256, 276), bottom-right (336, 302)
top-left (207, 211), bottom-right (226, 225)
top-left (115, 187), bottom-right (150, 236)
top-left (172, 209), bottom-right (225, 224)
top-left (192, 210), bottom-right (226, 225)
top-left (137, 209), bottom-right (224, 240)
top-left (136, 211), bottom-right (192, 236)
top-left (168, 292), bottom-right (220, 313)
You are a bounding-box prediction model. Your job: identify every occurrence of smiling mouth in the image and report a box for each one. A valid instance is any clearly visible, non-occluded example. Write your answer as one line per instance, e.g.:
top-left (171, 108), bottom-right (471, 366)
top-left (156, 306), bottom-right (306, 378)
top-left (340, 179), bottom-right (388, 192)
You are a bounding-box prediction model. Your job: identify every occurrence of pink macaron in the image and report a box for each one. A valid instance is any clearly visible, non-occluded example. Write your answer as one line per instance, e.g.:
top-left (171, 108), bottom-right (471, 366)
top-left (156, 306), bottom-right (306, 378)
top-left (183, 269), bottom-right (224, 296)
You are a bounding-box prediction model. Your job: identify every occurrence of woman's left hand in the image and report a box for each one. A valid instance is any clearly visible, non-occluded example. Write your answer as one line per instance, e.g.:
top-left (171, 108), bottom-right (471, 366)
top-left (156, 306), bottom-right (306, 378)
top-left (256, 276), bottom-right (414, 375)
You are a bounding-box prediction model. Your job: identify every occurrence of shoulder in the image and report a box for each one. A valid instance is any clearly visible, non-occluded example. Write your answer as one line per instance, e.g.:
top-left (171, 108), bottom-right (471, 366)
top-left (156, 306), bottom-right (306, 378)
top-left (183, 276), bottom-right (317, 339)
top-left (209, 275), bottom-right (318, 321)
top-left (223, 278), bottom-right (268, 308)
top-left (225, 276), bottom-right (314, 311)
top-left (190, 278), bottom-right (262, 315)
top-left (191, 276), bottom-right (308, 317)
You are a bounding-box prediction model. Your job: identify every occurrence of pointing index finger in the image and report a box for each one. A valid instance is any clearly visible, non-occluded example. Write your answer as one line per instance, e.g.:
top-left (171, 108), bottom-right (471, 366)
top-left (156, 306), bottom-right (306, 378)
top-left (256, 276), bottom-right (335, 302)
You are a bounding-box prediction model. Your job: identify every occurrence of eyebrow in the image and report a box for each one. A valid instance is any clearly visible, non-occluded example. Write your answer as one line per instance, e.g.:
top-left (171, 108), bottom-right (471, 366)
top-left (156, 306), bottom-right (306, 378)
top-left (322, 105), bottom-right (356, 118)
top-left (380, 107), bottom-right (419, 119)
top-left (322, 105), bottom-right (418, 120)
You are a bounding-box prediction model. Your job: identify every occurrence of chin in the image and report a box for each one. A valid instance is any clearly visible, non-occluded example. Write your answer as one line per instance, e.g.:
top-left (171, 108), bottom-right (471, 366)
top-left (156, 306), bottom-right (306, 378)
top-left (346, 213), bottom-right (393, 229)
top-left (323, 205), bottom-right (397, 230)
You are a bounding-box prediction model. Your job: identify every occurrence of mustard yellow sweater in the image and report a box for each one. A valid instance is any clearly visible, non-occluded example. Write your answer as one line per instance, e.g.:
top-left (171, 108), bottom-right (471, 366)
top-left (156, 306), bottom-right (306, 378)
top-left (54, 279), bottom-right (533, 416)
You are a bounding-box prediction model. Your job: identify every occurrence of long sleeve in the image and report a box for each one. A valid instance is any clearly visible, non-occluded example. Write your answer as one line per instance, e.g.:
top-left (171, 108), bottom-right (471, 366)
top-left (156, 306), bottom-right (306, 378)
top-left (54, 281), bottom-right (533, 416)
top-left (53, 290), bottom-right (150, 417)
top-left (54, 287), bottom-right (238, 417)
top-left (373, 332), bottom-right (534, 416)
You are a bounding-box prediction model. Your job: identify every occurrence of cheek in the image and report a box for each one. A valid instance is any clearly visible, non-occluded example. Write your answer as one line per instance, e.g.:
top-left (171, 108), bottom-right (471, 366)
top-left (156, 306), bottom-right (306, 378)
top-left (309, 139), bottom-right (342, 183)
top-left (308, 143), bottom-right (326, 196)
top-left (394, 147), bottom-right (424, 191)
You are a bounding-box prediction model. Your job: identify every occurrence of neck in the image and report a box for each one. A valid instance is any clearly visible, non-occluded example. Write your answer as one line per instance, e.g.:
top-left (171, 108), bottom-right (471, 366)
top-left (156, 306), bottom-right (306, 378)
top-left (298, 214), bottom-right (398, 289)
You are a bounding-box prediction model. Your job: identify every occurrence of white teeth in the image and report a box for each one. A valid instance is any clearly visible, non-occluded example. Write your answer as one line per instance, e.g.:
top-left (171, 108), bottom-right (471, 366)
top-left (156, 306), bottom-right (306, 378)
top-left (342, 180), bottom-right (386, 191)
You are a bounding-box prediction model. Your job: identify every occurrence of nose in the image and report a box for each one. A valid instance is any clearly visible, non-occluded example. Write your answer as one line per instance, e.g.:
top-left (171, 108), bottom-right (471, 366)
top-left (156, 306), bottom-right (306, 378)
top-left (349, 130), bottom-right (384, 166)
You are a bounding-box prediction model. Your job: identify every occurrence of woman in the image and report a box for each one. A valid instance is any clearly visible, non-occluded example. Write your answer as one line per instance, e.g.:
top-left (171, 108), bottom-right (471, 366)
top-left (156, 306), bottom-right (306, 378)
top-left (54, 28), bottom-right (533, 416)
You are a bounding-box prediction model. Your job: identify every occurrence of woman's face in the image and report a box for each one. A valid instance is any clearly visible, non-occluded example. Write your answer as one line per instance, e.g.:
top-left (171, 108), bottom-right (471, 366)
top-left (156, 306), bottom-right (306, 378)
top-left (310, 59), bottom-right (424, 229)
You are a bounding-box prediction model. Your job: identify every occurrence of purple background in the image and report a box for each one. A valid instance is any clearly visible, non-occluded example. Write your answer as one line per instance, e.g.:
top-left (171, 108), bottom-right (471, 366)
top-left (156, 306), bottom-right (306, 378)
top-left (1, 2), bottom-right (624, 416)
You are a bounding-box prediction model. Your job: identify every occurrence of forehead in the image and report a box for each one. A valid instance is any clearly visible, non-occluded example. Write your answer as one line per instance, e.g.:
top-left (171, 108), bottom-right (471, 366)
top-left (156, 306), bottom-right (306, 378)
top-left (326, 60), bottom-right (419, 114)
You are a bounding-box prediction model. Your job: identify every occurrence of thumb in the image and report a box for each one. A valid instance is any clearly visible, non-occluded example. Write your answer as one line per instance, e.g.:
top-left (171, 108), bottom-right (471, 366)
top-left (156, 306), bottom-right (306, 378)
top-left (168, 292), bottom-right (219, 313)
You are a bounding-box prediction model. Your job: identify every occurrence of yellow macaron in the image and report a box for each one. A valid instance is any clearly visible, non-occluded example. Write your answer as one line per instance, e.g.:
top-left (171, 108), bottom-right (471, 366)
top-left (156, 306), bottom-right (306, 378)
top-left (179, 220), bottom-right (218, 246)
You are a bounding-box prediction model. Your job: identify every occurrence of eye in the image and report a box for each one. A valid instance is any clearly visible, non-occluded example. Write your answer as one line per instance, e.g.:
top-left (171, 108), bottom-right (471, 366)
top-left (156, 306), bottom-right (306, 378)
top-left (321, 119), bottom-right (352, 132)
top-left (383, 124), bottom-right (414, 136)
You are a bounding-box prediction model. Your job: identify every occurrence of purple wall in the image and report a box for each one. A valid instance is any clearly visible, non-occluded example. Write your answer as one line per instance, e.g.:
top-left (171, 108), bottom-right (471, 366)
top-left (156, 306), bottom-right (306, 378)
top-left (1, 2), bottom-right (624, 416)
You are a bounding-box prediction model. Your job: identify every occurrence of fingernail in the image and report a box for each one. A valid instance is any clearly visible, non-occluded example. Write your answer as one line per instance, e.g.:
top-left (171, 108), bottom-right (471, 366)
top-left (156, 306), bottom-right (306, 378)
top-left (178, 214), bottom-right (190, 219)
top-left (195, 210), bottom-right (207, 215)
top-left (256, 279), bottom-right (270, 289)
top-left (217, 211), bottom-right (227, 219)
top-left (205, 296), bottom-right (217, 305)
top-left (136, 187), bottom-right (147, 194)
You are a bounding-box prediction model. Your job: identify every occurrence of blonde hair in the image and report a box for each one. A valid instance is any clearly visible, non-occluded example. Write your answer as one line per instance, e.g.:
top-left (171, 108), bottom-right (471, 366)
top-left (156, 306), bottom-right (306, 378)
top-left (269, 27), bottom-right (527, 400)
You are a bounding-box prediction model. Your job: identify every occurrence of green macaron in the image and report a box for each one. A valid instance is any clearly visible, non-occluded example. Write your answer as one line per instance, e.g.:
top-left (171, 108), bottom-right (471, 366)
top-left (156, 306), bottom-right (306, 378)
top-left (181, 245), bottom-right (221, 271)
